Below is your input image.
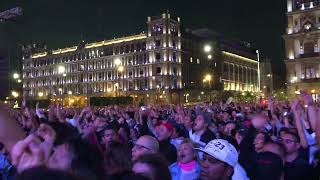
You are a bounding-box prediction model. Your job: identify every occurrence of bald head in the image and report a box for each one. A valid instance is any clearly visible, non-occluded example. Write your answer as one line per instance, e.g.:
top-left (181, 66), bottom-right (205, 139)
top-left (132, 135), bottom-right (159, 161)
top-left (136, 135), bottom-right (159, 152)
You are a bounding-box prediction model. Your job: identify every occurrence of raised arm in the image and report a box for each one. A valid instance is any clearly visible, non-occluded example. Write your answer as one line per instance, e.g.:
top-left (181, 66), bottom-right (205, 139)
top-left (291, 98), bottom-right (308, 148)
top-left (0, 104), bottom-right (25, 152)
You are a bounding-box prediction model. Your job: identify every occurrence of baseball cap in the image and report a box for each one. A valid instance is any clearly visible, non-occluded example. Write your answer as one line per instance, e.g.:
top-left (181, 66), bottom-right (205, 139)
top-left (195, 139), bottom-right (238, 167)
top-left (157, 121), bottom-right (174, 134)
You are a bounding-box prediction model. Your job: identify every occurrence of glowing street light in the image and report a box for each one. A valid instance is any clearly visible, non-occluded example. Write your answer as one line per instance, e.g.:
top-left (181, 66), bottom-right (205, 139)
top-left (11, 91), bottom-right (19, 98)
top-left (17, 79), bottom-right (22, 83)
top-left (114, 58), bottom-right (121, 66)
top-left (204, 74), bottom-right (212, 82)
top-left (117, 66), bottom-right (124, 72)
top-left (68, 91), bottom-right (73, 95)
top-left (13, 73), bottom-right (19, 79)
top-left (208, 54), bottom-right (212, 59)
top-left (38, 92), bottom-right (44, 97)
top-left (58, 65), bottom-right (66, 74)
top-left (204, 45), bottom-right (212, 53)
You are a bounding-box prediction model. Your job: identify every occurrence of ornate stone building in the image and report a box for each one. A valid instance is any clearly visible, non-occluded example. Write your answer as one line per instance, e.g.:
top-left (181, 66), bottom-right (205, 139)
top-left (284, 0), bottom-right (320, 99)
top-left (22, 13), bottom-right (268, 105)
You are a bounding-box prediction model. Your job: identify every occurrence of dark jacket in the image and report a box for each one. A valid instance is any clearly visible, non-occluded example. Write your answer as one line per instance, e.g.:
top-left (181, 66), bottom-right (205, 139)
top-left (159, 139), bottom-right (177, 165)
top-left (200, 129), bottom-right (216, 145)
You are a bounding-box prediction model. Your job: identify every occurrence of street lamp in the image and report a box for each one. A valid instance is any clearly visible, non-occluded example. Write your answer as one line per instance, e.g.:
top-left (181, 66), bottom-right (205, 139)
top-left (118, 66), bottom-right (124, 73)
top-left (58, 65), bottom-right (66, 74)
top-left (204, 74), bottom-right (212, 87)
top-left (114, 58), bottom-right (121, 66)
top-left (57, 65), bottom-right (66, 106)
top-left (208, 54), bottom-right (212, 60)
top-left (11, 91), bottom-right (19, 98)
top-left (38, 92), bottom-right (44, 97)
top-left (204, 45), bottom-right (212, 53)
top-left (256, 50), bottom-right (261, 92)
top-left (13, 73), bottom-right (19, 79)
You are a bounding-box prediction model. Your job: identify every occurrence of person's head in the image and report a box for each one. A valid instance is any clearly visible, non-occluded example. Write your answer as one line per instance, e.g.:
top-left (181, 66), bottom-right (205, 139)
top-left (132, 154), bottom-right (171, 180)
top-left (280, 131), bottom-right (301, 155)
top-left (47, 138), bottom-right (104, 180)
top-left (93, 116), bottom-right (106, 129)
top-left (104, 141), bottom-right (132, 175)
top-left (193, 114), bottom-right (209, 132)
top-left (254, 131), bottom-right (271, 152)
top-left (155, 122), bottom-right (173, 141)
top-left (254, 151), bottom-right (284, 180)
top-left (279, 127), bottom-right (290, 137)
top-left (177, 139), bottom-right (197, 164)
top-left (221, 111), bottom-right (231, 121)
top-left (235, 129), bottom-right (246, 145)
top-left (132, 135), bottom-right (159, 161)
top-left (183, 115), bottom-right (193, 129)
top-left (223, 121), bottom-right (236, 136)
top-left (231, 110), bottom-right (238, 119)
top-left (101, 125), bottom-right (117, 145)
top-left (48, 122), bottom-right (79, 146)
top-left (263, 142), bottom-right (286, 161)
top-left (197, 139), bottom-right (238, 180)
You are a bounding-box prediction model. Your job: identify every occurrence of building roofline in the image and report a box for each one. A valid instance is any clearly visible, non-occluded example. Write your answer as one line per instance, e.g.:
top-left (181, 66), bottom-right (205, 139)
top-left (31, 33), bottom-right (147, 59)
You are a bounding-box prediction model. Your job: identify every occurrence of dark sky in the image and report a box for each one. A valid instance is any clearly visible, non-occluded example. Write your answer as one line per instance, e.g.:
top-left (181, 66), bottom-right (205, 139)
top-left (0, 0), bottom-right (287, 82)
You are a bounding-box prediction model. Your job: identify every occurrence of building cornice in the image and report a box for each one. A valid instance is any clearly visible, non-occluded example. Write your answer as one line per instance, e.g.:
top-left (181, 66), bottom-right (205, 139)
top-left (31, 33), bottom-right (147, 59)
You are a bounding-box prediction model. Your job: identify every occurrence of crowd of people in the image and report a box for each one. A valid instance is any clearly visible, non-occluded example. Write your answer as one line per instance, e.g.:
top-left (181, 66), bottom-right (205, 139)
top-left (0, 92), bottom-right (319, 180)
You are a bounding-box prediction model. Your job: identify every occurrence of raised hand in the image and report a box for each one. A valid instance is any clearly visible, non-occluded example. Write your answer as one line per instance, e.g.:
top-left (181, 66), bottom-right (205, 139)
top-left (302, 92), bottom-right (313, 106)
top-left (291, 98), bottom-right (301, 112)
top-left (251, 114), bottom-right (267, 130)
top-left (11, 134), bottom-right (44, 173)
top-left (37, 124), bottom-right (56, 144)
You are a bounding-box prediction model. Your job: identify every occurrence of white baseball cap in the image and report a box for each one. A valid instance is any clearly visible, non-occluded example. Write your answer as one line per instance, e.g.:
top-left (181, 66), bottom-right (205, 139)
top-left (196, 139), bottom-right (238, 167)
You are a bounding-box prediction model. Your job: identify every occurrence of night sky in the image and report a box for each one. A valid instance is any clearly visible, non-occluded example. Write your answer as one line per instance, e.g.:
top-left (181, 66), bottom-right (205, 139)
top-left (0, 0), bottom-right (287, 87)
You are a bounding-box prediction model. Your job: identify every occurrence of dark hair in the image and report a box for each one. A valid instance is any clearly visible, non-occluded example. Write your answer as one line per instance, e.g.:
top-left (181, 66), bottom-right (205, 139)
top-left (48, 122), bottom-right (79, 146)
top-left (15, 166), bottom-right (79, 180)
top-left (133, 154), bottom-right (171, 180)
top-left (256, 131), bottom-right (272, 143)
top-left (65, 138), bottom-right (105, 180)
top-left (284, 131), bottom-right (301, 142)
top-left (104, 142), bottom-right (132, 176)
top-left (0, 142), bottom-right (4, 151)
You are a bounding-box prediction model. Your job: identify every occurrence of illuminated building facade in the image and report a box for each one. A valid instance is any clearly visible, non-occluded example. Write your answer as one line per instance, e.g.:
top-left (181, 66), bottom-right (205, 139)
top-left (284, 0), bottom-right (320, 99)
top-left (22, 13), bottom-right (268, 105)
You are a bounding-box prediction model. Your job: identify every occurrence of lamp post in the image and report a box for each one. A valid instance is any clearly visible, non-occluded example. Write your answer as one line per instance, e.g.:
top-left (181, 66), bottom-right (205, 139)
top-left (11, 91), bottom-right (19, 98)
top-left (256, 50), bottom-right (261, 93)
top-left (114, 58), bottom-right (123, 97)
top-left (204, 74), bottom-right (212, 88)
top-left (203, 74), bottom-right (212, 101)
top-left (204, 45), bottom-right (212, 53)
top-left (57, 65), bottom-right (66, 106)
top-left (13, 73), bottom-right (19, 80)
